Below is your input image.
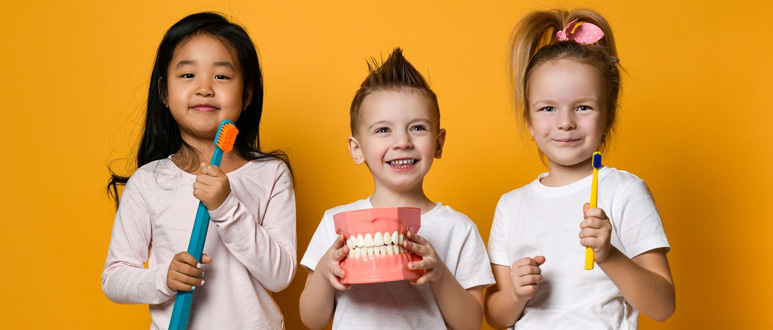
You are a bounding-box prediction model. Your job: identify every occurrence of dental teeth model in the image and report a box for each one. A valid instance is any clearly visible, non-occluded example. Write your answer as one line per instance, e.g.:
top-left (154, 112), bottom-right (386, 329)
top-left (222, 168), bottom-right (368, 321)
top-left (346, 231), bottom-right (407, 259)
top-left (333, 207), bottom-right (424, 284)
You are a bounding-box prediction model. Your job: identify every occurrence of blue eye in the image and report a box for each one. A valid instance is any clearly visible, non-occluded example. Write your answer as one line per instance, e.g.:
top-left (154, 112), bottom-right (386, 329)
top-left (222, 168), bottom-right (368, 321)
top-left (539, 106), bottom-right (555, 112)
top-left (375, 127), bottom-right (390, 134)
top-left (577, 105), bottom-right (592, 111)
top-left (410, 125), bottom-right (427, 131)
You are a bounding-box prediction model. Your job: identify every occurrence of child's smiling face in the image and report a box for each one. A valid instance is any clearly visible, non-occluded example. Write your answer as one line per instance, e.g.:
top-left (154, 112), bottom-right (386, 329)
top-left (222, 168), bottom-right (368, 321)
top-left (527, 59), bottom-right (607, 171)
top-left (348, 89), bottom-right (445, 193)
top-left (165, 34), bottom-right (246, 143)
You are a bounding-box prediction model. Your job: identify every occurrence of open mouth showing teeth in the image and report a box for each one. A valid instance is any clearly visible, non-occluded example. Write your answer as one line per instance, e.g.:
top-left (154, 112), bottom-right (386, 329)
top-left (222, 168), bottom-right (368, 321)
top-left (334, 207), bottom-right (425, 284)
top-left (388, 159), bottom-right (417, 168)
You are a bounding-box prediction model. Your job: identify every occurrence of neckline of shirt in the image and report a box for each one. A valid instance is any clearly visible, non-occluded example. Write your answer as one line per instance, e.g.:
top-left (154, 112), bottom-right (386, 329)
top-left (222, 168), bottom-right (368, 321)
top-left (164, 155), bottom-right (253, 178)
top-left (364, 197), bottom-right (443, 217)
top-left (531, 166), bottom-right (610, 196)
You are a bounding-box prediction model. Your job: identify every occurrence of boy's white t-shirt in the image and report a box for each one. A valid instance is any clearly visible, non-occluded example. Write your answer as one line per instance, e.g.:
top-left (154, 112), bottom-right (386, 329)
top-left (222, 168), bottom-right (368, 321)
top-left (487, 167), bottom-right (670, 330)
top-left (301, 198), bottom-right (495, 329)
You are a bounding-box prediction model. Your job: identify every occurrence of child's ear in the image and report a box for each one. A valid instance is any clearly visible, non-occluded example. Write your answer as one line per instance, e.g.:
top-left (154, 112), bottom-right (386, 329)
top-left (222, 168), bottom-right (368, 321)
top-left (348, 136), bottom-right (365, 165)
top-left (528, 125), bottom-right (534, 140)
top-left (434, 128), bottom-right (447, 159)
top-left (158, 77), bottom-right (168, 106)
top-left (242, 87), bottom-right (253, 111)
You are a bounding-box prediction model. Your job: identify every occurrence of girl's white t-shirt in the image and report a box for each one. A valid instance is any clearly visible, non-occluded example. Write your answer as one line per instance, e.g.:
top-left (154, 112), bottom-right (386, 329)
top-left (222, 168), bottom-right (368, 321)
top-left (488, 167), bottom-right (670, 330)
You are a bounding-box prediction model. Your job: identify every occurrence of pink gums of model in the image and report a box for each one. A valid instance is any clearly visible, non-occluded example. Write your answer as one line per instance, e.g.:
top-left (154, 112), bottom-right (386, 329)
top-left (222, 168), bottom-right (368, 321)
top-left (334, 207), bottom-right (424, 284)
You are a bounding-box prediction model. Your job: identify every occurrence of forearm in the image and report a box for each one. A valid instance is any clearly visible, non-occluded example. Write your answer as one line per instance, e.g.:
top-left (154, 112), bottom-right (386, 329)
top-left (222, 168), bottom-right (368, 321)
top-left (102, 262), bottom-right (175, 304)
top-left (299, 270), bottom-right (336, 330)
top-left (484, 289), bottom-right (526, 329)
top-left (219, 221), bottom-right (297, 290)
top-left (430, 265), bottom-right (483, 330)
top-left (211, 194), bottom-right (297, 291)
top-left (598, 248), bottom-right (675, 321)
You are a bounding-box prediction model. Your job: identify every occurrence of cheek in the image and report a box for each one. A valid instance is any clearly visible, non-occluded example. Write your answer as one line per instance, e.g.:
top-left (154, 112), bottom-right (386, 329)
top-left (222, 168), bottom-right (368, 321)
top-left (530, 120), bottom-right (551, 136)
top-left (365, 143), bottom-right (384, 160)
top-left (583, 116), bottom-right (605, 136)
top-left (225, 89), bottom-right (244, 107)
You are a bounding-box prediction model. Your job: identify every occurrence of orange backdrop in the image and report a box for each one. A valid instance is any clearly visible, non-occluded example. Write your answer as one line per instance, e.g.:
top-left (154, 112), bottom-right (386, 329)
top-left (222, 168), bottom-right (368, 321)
top-left (1, 1), bottom-right (771, 329)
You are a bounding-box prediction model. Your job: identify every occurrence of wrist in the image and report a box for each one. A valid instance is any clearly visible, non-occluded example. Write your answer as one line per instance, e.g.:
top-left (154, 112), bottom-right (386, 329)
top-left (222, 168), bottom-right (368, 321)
top-left (312, 264), bottom-right (336, 288)
top-left (431, 262), bottom-right (451, 283)
top-left (596, 245), bottom-right (622, 266)
top-left (208, 191), bottom-right (235, 218)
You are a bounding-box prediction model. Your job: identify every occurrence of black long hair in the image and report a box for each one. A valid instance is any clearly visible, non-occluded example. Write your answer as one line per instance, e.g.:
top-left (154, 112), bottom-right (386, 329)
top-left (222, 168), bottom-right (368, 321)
top-left (107, 12), bottom-right (291, 207)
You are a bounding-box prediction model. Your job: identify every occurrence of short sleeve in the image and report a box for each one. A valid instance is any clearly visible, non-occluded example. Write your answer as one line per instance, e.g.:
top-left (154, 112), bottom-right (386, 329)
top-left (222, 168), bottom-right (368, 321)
top-left (613, 179), bottom-right (670, 258)
top-left (487, 196), bottom-right (510, 266)
top-left (453, 222), bottom-right (495, 290)
top-left (300, 211), bottom-right (337, 271)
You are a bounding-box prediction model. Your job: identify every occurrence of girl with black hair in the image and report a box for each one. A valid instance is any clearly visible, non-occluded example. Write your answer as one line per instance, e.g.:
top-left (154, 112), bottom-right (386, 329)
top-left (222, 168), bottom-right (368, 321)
top-left (101, 12), bottom-right (296, 329)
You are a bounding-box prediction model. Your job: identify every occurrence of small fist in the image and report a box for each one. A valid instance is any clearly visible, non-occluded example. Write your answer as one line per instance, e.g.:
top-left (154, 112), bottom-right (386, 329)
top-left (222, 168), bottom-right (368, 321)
top-left (510, 256), bottom-right (546, 301)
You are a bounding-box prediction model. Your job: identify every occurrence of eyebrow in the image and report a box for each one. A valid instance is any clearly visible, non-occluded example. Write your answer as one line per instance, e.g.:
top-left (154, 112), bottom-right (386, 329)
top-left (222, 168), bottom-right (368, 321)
top-left (367, 120), bottom-right (391, 131)
top-left (531, 97), bottom-right (599, 107)
top-left (174, 60), bottom-right (235, 70)
top-left (409, 118), bottom-right (432, 123)
top-left (366, 117), bottom-right (433, 131)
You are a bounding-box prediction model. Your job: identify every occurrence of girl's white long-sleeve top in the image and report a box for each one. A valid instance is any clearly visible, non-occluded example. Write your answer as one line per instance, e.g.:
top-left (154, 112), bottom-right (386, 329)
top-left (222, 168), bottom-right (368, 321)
top-left (102, 157), bottom-right (296, 329)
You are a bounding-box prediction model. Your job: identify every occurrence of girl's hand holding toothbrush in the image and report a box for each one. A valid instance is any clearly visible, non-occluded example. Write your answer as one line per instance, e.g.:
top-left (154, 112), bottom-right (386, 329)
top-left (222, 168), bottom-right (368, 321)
top-left (193, 163), bottom-right (231, 211)
top-left (579, 203), bottom-right (613, 263)
top-left (167, 252), bottom-right (212, 291)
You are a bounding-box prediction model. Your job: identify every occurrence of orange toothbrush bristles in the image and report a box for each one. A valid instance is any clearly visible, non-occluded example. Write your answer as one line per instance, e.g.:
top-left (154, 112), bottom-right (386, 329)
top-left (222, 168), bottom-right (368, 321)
top-left (216, 123), bottom-right (239, 152)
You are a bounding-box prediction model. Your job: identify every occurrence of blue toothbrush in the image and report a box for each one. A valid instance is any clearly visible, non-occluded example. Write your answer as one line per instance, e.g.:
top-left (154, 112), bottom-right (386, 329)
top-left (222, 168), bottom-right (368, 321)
top-left (169, 120), bottom-right (238, 330)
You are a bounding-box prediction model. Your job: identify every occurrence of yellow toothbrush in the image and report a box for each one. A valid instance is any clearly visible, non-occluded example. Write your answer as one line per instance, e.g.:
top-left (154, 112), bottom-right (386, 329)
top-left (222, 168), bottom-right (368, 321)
top-left (585, 152), bottom-right (602, 270)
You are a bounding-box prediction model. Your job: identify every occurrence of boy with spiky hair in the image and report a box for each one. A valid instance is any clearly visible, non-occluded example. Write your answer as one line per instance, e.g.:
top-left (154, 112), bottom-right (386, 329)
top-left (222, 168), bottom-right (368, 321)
top-left (299, 48), bottom-right (494, 329)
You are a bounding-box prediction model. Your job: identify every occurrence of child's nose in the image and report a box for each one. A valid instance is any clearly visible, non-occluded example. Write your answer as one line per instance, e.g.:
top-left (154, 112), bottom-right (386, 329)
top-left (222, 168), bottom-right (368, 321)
top-left (556, 110), bottom-right (577, 130)
top-left (392, 132), bottom-right (413, 149)
top-left (196, 80), bottom-right (214, 97)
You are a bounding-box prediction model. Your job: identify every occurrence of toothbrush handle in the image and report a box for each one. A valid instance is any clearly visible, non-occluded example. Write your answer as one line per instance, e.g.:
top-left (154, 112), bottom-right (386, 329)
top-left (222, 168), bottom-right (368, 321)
top-left (584, 247), bottom-right (595, 270)
top-left (169, 147), bottom-right (224, 330)
top-left (585, 169), bottom-right (599, 270)
top-left (169, 202), bottom-right (211, 330)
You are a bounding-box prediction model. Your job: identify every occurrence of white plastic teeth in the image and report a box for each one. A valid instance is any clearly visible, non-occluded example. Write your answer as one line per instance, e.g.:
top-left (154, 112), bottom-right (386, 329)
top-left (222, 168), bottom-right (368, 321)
top-left (347, 231), bottom-right (407, 259)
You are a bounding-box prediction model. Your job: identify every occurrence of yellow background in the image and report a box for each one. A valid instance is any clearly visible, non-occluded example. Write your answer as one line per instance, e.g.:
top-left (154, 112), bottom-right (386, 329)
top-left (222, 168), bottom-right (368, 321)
top-left (1, 0), bottom-right (771, 329)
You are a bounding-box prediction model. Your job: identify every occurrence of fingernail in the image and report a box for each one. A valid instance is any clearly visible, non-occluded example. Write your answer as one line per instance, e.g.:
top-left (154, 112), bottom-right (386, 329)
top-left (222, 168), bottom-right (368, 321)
top-left (201, 271), bottom-right (205, 277)
top-left (197, 263), bottom-right (201, 268)
top-left (191, 286), bottom-right (196, 291)
top-left (200, 280), bottom-right (205, 285)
